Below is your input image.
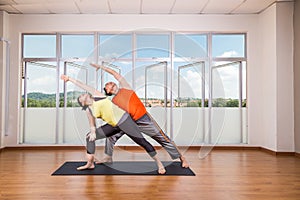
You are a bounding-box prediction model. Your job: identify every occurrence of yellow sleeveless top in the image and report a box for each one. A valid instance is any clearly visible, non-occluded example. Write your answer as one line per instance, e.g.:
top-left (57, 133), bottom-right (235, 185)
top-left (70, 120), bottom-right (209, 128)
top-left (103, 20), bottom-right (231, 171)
top-left (91, 97), bottom-right (125, 127)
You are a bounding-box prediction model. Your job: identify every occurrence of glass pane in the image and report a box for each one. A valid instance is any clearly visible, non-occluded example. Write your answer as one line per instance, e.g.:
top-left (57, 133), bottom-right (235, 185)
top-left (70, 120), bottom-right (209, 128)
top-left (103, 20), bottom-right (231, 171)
top-left (63, 62), bottom-right (89, 107)
top-left (174, 34), bottom-right (207, 58)
top-left (174, 62), bottom-right (206, 107)
top-left (210, 62), bottom-right (245, 144)
top-left (99, 34), bottom-right (132, 59)
top-left (60, 61), bottom-right (91, 144)
top-left (135, 62), bottom-right (167, 107)
top-left (172, 62), bottom-right (207, 146)
top-left (25, 62), bottom-right (57, 107)
top-left (212, 34), bottom-right (245, 58)
top-left (23, 35), bottom-right (56, 58)
top-left (61, 35), bottom-right (94, 58)
top-left (23, 62), bottom-right (57, 144)
top-left (212, 62), bottom-right (240, 107)
top-left (136, 34), bottom-right (169, 58)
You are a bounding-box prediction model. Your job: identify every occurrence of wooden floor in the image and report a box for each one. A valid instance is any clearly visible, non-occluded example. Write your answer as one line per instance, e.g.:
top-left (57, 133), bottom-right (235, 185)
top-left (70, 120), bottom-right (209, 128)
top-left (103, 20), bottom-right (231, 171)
top-left (0, 147), bottom-right (300, 200)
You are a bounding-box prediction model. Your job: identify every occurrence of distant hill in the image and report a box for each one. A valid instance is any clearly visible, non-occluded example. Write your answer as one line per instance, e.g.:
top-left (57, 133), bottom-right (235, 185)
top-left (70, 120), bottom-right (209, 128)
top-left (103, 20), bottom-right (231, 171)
top-left (24, 91), bottom-right (84, 100)
top-left (22, 91), bottom-right (86, 107)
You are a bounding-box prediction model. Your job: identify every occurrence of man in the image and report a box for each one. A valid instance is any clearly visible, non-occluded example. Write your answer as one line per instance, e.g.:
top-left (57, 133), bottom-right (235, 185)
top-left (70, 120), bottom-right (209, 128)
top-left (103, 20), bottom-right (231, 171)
top-left (61, 75), bottom-right (166, 174)
top-left (90, 63), bottom-right (189, 168)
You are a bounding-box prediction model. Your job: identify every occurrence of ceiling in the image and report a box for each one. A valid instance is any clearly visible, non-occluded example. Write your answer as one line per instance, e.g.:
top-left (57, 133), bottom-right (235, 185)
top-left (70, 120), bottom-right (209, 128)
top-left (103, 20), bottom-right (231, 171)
top-left (0, 0), bottom-right (289, 15)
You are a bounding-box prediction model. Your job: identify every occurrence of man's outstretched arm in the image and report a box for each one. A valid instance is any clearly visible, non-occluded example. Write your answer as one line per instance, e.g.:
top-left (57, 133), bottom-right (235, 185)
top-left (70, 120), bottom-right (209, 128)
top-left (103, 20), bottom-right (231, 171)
top-left (90, 63), bottom-right (131, 89)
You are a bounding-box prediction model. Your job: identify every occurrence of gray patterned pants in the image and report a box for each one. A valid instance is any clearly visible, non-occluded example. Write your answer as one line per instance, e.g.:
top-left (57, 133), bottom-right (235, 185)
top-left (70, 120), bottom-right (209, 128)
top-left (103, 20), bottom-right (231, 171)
top-left (104, 113), bottom-right (182, 159)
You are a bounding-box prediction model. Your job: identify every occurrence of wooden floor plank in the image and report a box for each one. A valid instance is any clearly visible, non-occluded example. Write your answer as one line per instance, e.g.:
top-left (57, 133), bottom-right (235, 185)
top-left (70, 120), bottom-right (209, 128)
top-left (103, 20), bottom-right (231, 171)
top-left (0, 148), bottom-right (299, 200)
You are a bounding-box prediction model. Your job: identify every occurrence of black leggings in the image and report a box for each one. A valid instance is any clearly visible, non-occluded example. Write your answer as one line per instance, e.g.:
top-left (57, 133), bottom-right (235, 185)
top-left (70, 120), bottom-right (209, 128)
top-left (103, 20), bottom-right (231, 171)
top-left (86, 114), bottom-right (157, 157)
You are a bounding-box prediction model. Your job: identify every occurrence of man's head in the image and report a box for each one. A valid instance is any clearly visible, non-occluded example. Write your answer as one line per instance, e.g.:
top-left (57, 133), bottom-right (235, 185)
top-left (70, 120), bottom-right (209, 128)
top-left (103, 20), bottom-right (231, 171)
top-left (77, 93), bottom-right (93, 110)
top-left (104, 82), bottom-right (118, 96)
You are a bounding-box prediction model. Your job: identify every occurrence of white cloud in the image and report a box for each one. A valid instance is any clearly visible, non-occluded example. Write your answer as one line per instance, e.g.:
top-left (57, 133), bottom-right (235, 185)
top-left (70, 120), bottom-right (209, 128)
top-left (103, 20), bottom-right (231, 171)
top-left (213, 67), bottom-right (239, 99)
top-left (29, 75), bottom-right (57, 94)
top-left (220, 50), bottom-right (238, 57)
top-left (181, 70), bottom-right (202, 98)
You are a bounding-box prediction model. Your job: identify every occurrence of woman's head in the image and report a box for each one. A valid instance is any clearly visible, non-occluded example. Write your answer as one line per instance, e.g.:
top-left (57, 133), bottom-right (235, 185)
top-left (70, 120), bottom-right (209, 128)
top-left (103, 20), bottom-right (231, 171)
top-left (77, 93), bottom-right (93, 110)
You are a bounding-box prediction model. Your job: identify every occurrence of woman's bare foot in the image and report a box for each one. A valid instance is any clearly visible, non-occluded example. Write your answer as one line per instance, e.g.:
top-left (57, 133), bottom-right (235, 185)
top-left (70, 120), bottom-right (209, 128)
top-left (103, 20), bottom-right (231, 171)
top-left (77, 162), bottom-right (95, 170)
top-left (180, 156), bottom-right (189, 168)
top-left (158, 166), bottom-right (166, 174)
top-left (151, 155), bottom-right (166, 174)
top-left (156, 160), bottom-right (166, 174)
top-left (95, 156), bottom-right (113, 164)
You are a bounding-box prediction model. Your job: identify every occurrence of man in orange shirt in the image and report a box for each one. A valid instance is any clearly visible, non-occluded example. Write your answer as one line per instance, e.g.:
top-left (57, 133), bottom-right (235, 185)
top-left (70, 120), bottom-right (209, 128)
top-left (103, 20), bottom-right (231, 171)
top-left (90, 63), bottom-right (189, 168)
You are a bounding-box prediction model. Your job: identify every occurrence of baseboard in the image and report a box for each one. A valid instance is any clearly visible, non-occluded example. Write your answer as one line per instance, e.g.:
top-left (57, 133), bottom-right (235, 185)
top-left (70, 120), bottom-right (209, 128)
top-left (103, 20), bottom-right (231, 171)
top-left (2, 145), bottom-right (260, 151)
top-left (3, 145), bottom-right (87, 151)
top-left (260, 147), bottom-right (295, 156)
top-left (2, 146), bottom-right (299, 157)
top-left (206, 146), bottom-right (260, 150)
top-left (259, 147), bottom-right (277, 156)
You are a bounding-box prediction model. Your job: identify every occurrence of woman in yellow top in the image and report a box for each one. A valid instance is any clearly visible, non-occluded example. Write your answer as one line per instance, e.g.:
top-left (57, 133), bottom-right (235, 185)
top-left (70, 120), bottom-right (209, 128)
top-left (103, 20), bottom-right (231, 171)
top-left (61, 75), bottom-right (166, 174)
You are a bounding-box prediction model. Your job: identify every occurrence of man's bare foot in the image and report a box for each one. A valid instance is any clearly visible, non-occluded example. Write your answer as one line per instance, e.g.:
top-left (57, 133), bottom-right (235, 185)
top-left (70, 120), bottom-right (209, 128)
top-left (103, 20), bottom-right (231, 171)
top-left (180, 156), bottom-right (189, 168)
top-left (95, 156), bottom-right (113, 164)
top-left (77, 162), bottom-right (95, 170)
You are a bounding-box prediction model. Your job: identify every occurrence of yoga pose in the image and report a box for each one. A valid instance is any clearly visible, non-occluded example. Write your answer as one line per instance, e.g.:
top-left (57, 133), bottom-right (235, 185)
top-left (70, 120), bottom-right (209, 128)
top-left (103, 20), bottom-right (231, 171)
top-left (90, 63), bottom-right (189, 168)
top-left (61, 75), bottom-right (166, 174)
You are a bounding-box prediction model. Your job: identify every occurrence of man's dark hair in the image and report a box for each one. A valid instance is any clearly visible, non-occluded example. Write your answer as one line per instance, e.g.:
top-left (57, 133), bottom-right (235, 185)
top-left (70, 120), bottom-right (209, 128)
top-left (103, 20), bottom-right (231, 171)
top-left (103, 87), bottom-right (113, 96)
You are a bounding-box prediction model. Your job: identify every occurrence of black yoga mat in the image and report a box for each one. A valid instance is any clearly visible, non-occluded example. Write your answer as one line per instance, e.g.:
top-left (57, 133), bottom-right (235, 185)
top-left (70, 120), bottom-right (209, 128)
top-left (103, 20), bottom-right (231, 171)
top-left (52, 161), bottom-right (195, 176)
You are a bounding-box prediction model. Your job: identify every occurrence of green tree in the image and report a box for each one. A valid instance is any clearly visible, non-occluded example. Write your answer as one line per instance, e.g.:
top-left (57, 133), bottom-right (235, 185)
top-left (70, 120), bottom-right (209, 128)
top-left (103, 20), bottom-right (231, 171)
top-left (212, 98), bottom-right (227, 107)
top-left (226, 99), bottom-right (239, 107)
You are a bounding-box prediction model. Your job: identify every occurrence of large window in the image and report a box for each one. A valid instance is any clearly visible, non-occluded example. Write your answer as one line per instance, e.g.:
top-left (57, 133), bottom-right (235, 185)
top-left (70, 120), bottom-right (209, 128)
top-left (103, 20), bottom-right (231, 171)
top-left (21, 32), bottom-right (247, 145)
top-left (211, 33), bottom-right (246, 108)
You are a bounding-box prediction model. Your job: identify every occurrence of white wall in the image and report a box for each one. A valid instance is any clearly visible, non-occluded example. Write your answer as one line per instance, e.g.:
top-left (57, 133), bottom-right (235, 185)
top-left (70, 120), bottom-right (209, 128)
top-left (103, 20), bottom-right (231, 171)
top-left (1, 1), bottom-right (296, 152)
top-left (0, 11), bottom-right (9, 149)
top-left (257, 5), bottom-right (277, 151)
top-left (276, 2), bottom-right (294, 152)
top-left (257, 2), bottom-right (294, 152)
top-left (294, 0), bottom-right (300, 154)
top-left (0, 12), bottom-right (4, 149)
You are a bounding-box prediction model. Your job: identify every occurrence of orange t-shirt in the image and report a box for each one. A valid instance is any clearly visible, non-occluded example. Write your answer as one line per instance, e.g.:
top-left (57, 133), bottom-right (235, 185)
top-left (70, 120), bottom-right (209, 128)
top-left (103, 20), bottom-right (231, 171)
top-left (112, 88), bottom-right (146, 121)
